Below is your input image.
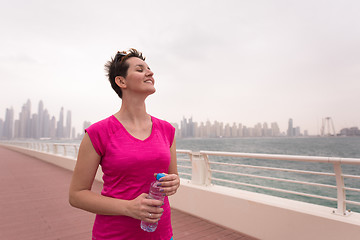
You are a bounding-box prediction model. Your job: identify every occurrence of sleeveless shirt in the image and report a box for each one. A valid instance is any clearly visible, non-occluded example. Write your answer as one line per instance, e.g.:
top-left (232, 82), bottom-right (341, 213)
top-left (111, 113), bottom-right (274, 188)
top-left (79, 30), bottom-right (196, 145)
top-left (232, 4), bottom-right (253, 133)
top-left (86, 115), bottom-right (175, 240)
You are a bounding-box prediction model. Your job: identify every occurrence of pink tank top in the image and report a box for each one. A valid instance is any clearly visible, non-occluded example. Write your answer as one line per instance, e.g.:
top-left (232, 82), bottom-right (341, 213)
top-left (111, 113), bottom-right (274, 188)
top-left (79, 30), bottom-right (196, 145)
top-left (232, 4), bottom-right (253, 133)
top-left (86, 115), bottom-right (175, 240)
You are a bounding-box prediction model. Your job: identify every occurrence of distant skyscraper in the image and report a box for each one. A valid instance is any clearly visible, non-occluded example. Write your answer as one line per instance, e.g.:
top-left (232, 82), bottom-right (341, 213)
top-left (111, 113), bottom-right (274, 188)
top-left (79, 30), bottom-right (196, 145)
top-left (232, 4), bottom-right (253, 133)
top-left (50, 116), bottom-right (56, 138)
top-left (57, 107), bottom-right (64, 138)
top-left (231, 123), bottom-right (238, 137)
top-left (3, 107), bottom-right (14, 139)
top-left (224, 123), bottom-right (231, 137)
top-left (83, 121), bottom-right (91, 131)
top-left (271, 122), bottom-right (281, 136)
top-left (287, 118), bottom-right (293, 137)
top-left (43, 109), bottom-right (50, 138)
top-left (18, 100), bottom-right (31, 138)
top-left (262, 122), bottom-right (269, 137)
top-left (237, 123), bottom-right (243, 137)
top-left (65, 110), bottom-right (72, 138)
top-left (38, 100), bottom-right (44, 138)
top-left (0, 118), bottom-right (3, 139)
top-left (31, 113), bottom-right (38, 138)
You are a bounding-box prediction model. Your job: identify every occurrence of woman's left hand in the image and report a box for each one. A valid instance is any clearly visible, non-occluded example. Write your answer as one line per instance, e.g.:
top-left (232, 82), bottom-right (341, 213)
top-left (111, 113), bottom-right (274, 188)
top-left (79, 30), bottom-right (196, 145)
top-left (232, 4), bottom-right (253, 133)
top-left (157, 173), bottom-right (180, 197)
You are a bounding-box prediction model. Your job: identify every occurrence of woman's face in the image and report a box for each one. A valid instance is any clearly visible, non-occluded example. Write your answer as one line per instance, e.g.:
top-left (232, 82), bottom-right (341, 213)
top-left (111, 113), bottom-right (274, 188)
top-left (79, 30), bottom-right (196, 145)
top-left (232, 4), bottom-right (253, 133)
top-left (122, 57), bottom-right (156, 96)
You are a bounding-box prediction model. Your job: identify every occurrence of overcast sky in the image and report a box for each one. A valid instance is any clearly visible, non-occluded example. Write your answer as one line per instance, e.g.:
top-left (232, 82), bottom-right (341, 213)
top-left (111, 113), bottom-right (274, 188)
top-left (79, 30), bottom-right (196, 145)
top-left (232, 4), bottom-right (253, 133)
top-left (1, 0), bottom-right (359, 136)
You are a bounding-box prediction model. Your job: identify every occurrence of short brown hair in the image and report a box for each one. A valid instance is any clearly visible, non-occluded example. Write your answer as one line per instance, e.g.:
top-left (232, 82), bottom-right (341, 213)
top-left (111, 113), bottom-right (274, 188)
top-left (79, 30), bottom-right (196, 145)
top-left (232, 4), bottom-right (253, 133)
top-left (104, 48), bottom-right (146, 99)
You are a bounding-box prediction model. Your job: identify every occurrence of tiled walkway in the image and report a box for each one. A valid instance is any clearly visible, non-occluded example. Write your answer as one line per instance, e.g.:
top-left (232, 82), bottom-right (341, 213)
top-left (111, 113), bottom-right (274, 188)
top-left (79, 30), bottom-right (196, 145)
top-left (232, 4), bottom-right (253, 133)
top-left (0, 146), bottom-right (257, 240)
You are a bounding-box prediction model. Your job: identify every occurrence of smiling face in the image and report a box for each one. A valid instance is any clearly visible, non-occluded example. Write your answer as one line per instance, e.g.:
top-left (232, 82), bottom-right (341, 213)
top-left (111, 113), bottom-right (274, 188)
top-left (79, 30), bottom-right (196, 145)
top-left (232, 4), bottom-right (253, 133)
top-left (115, 57), bottom-right (156, 98)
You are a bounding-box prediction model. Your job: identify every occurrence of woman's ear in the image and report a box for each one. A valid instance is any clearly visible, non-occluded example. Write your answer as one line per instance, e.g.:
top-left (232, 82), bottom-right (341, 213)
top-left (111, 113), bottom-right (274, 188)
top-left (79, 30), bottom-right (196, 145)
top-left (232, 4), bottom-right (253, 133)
top-left (115, 76), bottom-right (127, 89)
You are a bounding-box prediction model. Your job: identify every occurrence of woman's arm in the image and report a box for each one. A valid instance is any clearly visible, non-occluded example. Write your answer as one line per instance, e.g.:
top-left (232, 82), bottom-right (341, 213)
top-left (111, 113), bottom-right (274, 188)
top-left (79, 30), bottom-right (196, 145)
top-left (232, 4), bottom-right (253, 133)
top-left (159, 137), bottom-right (180, 196)
top-left (69, 133), bottom-right (163, 222)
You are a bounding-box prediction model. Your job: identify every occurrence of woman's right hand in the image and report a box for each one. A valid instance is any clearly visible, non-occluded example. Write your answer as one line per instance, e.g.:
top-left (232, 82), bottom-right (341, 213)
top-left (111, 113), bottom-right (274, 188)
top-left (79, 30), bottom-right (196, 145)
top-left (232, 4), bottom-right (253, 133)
top-left (126, 193), bottom-right (164, 223)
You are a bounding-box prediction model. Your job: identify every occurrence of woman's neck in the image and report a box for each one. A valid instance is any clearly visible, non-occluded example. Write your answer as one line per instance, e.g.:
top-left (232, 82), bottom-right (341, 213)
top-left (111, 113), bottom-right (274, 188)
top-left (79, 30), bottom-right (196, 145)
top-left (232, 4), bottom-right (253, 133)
top-left (115, 97), bottom-right (149, 123)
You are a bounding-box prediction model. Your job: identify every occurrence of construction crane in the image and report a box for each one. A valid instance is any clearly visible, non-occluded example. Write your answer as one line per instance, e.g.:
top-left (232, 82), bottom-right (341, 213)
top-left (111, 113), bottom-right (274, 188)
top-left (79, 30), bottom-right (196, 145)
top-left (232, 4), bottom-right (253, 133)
top-left (320, 117), bottom-right (336, 136)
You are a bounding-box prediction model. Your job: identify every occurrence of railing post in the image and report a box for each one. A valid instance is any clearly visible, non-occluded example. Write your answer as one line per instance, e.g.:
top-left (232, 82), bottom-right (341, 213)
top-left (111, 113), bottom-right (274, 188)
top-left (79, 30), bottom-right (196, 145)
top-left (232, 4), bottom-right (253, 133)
top-left (63, 145), bottom-right (67, 156)
top-left (191, 152), bottom-right (211, 186)
top-left (74, 145), bottom-right (78, 159)
top-left (202, 153), bottom-right (212, 186)
top-left (333, 162), bottom-right (350, 216)
top-left (54, 144), bottom-right (58, 155)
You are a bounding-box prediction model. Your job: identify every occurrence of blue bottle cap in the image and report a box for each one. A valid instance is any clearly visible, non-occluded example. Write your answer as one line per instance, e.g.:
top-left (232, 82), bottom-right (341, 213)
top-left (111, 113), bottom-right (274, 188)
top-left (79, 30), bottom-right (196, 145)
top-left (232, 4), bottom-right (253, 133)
top-left (156, 173), bottom-right (166, 180)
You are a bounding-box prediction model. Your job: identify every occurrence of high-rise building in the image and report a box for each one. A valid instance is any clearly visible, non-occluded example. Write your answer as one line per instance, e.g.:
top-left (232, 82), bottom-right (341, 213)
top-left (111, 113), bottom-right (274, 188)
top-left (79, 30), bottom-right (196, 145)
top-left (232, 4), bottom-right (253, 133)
top-left (65, 110), bottom-right (72, 138)
top-left (43, 109), bottom-right (50, 138)
top-left (18, 100), bottom-right (31, 138)
top-left (71, 127), bottom-right (76, 139)
top-left (31, 113), bottom-right (38, 138)
top-left (262, 122), bottom-right (269, 137)
top-left (271, 122), bottom-right (281, 136)
top-left (237, 123), bottom-right (243, 137)
top-left (254, 123), bottom-right (262, 137)
top-left (205, 120), bottom-right (211, 138)
top-left (180, 117), bottom-right (195, 138)
top-left (231, 123), bottom-right (238, 137)
top-left (57, 107), bottom-right (64, 138)
top-left (224, 123), bottom-right (231, 137)
top-left (38, 100), bottom-right (44, 138)
top-left (3, 107), bottom-right (14, 139)
top-left (294, 127), bottom-right (301, 137)
top-left (14, 120), bottom-right (19, 138)
top-left (49, 116), bottom-right (56, 138)
top-left (0, 118), bottom-right (3, 139)
top-left (83, 121), bottom-right (91, 131)
top-left (287, 118), bottom-right (293, 137)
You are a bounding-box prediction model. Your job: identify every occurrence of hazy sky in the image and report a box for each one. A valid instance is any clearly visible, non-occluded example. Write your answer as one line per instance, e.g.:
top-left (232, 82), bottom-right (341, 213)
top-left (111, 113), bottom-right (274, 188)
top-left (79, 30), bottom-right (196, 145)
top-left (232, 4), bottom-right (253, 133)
top-left (1, 0), bottom-right (359, 136)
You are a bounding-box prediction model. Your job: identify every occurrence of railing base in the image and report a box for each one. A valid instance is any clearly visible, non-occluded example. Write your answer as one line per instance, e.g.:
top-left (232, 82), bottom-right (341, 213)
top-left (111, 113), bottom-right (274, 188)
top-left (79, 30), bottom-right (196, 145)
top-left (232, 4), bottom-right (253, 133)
top-left (332, 209), bottom-right (352, 216)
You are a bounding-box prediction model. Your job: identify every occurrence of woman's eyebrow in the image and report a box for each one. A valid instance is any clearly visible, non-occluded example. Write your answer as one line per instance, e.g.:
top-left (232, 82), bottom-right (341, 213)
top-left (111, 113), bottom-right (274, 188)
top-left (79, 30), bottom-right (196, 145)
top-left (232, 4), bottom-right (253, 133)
top-left (136, 64), bottom-right (150, 70)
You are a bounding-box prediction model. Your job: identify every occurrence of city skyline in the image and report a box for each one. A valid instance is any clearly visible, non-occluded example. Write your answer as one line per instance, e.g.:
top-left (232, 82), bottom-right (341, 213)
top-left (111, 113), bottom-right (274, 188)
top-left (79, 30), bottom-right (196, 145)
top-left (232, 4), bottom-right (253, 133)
top-left (0, 99), bottom-right (74, 140)
top-left (1, 99), bottom-right (358, 140)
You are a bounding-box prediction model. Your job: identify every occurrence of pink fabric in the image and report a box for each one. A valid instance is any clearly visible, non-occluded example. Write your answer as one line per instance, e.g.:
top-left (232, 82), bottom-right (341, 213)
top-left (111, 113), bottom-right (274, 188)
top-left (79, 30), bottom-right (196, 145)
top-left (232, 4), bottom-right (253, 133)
top-left (85, 115), bottom-right (175, 240)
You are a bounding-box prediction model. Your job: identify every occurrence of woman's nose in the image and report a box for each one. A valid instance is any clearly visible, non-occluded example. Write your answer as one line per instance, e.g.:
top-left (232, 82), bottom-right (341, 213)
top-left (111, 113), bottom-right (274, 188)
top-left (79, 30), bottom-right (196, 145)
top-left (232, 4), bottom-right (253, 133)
top-left (146, 69), bottom-right (154, 76)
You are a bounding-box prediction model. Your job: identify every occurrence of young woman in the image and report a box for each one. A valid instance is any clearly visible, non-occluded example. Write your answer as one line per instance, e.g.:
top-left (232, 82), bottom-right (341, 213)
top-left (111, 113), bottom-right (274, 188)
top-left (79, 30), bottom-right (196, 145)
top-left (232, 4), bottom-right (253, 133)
top-left (69, 49), bottom-right (179, 240)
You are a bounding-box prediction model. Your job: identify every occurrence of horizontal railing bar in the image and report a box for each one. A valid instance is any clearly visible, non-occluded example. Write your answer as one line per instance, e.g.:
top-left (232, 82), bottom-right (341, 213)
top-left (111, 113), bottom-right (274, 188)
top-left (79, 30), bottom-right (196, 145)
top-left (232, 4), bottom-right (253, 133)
top-left (53, 143), bottom-right (80, 147)
top-left (176, 149), bottom-right (192, 154)
top-left (201, 151), bottom-right (360, 165)
top-left (345, 200), bottom-right (360, 206)
top-left (212, 177), bottom-right (338, 202)
top-left (211, 169), bottom-right (337, 189)
top-left (209, 161), bottom-right (335, 176)
top-left (177, 158), bottom-right (191, 162)
top-left (344, 187), bottom-right (360, 192)
top-left (178, 166), bottom-right (192, 170)
top-left (342, 174), bottom-right (360, 179)
top-left (178, 172), bottom-right (191, 177)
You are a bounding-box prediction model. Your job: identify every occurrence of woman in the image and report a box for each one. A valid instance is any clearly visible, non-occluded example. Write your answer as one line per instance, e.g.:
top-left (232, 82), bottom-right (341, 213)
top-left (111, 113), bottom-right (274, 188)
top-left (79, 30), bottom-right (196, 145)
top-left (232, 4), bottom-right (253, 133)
top-left (69, 48), bottom-right (180, 240)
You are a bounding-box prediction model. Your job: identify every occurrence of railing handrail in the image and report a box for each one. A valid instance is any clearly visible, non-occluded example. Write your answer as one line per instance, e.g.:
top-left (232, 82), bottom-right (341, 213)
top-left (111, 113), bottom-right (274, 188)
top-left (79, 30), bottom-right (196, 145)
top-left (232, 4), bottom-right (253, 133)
top-left (200, 150), bottom-right (360, 165)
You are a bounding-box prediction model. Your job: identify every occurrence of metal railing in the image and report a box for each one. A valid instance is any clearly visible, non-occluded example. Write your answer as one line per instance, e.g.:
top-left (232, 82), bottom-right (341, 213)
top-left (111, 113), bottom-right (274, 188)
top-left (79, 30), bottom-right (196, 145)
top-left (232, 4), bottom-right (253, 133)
top-left (2, 141), bottom-right (360, 215)
top-left (178, 150), bottom-right (360, 216)
top-left (1, 141), bottom-right (80, 159)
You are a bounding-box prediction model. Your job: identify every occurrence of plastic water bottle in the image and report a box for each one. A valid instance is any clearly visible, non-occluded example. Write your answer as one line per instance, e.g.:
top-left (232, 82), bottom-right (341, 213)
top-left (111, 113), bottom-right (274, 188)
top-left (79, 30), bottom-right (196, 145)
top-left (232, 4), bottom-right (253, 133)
top-left (141, 173), bottom-right (166, 232)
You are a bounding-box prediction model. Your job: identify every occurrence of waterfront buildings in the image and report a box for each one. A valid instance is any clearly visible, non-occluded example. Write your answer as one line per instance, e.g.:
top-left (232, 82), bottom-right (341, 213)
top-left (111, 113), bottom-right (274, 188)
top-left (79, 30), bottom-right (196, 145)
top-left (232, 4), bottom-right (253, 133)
top-left (340, 127), bottom-right (360, 136)
top-left (3, 101), bottom-right (355, 139)
top-left (0, 99), bottom-right (73, 140)
top-left (176, 117), bottom-right (283, 138)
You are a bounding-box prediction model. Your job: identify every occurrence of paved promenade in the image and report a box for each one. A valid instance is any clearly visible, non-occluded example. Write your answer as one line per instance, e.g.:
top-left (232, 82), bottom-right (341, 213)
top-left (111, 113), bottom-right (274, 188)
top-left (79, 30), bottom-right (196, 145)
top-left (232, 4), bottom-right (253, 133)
top-left (0, 146), bottom-right (256, 240)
